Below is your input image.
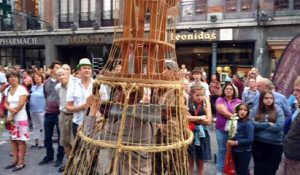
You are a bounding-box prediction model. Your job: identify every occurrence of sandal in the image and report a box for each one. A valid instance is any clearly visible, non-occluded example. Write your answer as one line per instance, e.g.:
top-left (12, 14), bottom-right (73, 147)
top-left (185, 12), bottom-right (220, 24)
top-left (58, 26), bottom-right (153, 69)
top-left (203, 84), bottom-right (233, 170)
top-left (12, 163), bottom-right (26, 172)
top-left (4, 162), bottom-right (17, 169)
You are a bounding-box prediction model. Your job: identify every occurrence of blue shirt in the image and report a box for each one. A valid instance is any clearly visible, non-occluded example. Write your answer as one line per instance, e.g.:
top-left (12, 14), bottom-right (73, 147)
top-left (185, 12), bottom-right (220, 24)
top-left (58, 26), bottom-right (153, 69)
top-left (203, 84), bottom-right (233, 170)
top-left (250, 105), bottom-right (285, 145)
top-left (29, 85), bottom-right (46, 112)
top-left (233, 120), bottom-right (254, 152)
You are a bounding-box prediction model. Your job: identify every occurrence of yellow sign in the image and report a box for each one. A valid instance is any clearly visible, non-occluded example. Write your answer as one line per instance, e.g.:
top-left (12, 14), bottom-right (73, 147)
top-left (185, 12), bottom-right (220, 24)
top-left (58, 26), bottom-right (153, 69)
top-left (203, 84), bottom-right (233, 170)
top-left (170, 31), bottom-right (217, 41)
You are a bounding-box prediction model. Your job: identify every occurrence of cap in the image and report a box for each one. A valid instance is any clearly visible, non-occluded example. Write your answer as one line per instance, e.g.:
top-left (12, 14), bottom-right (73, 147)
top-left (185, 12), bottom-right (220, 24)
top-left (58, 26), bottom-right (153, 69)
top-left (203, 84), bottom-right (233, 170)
top-left (77, 58), bottom-right (92, 69)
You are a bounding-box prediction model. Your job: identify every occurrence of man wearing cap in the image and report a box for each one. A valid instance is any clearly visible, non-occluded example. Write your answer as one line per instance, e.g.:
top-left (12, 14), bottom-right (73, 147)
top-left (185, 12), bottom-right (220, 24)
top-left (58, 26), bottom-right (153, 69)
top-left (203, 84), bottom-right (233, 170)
top-left (66, 58), bottom-right (94, 137)
top-left (190, 68), bottom-right (210, 97)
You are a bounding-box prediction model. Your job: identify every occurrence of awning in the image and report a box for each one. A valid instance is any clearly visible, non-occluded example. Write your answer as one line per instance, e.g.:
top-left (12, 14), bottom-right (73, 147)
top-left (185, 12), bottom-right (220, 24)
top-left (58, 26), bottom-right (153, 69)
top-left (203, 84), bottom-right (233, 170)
top-left (267, 39), bottom-right (291, 50)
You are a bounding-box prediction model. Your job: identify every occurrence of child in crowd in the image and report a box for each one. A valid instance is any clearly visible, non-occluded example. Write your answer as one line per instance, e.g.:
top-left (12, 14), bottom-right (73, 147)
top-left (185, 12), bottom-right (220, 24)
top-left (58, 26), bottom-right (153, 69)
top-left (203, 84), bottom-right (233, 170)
top-left (187, 85), bottom-right (212, 175)
top-left (227, 103), bottom-right (254, 175)
top-left (250, 91), bottom-right (284, 175)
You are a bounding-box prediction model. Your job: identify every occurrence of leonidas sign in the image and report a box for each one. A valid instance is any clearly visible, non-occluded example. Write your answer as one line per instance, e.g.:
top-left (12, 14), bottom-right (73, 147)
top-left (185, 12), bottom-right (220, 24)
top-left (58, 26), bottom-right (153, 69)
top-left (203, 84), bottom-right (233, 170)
top-left (0, 37), bottom-right (39, 45)
top-left (170, 30), bottom-right (217, 41)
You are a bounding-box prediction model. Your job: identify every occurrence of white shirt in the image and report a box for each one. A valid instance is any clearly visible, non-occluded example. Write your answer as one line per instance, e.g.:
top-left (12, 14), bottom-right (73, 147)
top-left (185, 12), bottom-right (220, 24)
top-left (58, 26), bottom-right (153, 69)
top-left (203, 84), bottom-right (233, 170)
top-left (5, 85), bottom-right (28, 121)
top-left (55, 76), bottom-right (79, 112)
top-left (66, 78), bottom-right (94, 125)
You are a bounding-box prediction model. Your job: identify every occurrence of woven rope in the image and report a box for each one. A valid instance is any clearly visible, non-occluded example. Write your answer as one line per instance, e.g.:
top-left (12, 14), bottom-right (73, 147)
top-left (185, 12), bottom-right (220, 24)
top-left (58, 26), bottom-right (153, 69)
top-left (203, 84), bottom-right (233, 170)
top-left (77, 125), bottom-right (193, 152)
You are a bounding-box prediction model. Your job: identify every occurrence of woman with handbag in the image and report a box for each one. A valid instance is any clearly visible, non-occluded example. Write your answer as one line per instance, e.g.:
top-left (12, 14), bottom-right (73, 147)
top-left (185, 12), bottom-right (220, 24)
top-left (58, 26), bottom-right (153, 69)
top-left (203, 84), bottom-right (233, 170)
top-left (215, 83), bottom-right (241, 175)
top-left (227, 103), bottom-right (254, 175)
top-left (187, 85), bottom-right (212, 175)
top-left (250, 91), bottom-right (284, 175)
top-left (4, 71), bottom-right (29, 171)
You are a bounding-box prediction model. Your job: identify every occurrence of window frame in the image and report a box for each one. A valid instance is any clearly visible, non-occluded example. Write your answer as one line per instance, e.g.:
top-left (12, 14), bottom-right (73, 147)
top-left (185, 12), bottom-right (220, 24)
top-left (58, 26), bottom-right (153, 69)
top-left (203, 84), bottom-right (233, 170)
top-left (224, 0), bottom-right (255, 19)
top-left (58, 0), bottom-right (73, 28)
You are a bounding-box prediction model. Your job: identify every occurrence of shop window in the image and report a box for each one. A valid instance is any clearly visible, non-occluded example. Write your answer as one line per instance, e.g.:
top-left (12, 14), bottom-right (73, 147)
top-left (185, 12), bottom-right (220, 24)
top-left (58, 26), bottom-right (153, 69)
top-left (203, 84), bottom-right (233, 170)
top-left (0, 48), bottom-right (20, 66)
top-left (58, 0), bottom-right (74, 28)
top-left (79, 0), bottom-right (96, 27)
top-left (101, 0), bottom-right (119, 26)
top-left (217, 42), bottom-right (254, 77)
top-left (24, 49), bottom-right (45, 69)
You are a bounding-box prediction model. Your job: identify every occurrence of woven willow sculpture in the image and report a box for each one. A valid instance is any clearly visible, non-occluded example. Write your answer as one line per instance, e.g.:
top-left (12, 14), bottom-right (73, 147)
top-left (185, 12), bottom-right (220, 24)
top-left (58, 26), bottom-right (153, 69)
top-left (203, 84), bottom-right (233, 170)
top-left (65, 0), bottom-right (193, 174)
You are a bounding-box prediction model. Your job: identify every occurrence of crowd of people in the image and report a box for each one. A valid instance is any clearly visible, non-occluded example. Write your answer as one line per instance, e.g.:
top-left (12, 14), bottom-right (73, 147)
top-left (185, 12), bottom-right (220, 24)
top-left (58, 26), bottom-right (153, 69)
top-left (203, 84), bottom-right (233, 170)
top-left (0, 59), bottom-right (94, 172)
top-left (182, 66), bottom-right (299, 175)
top-left (0, 61), bottom-right (299, 175)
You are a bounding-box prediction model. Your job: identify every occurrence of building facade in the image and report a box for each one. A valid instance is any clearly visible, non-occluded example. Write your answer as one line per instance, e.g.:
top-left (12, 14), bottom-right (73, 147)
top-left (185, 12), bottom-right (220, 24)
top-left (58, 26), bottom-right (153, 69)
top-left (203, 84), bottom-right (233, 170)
top-left (0, 0), bottom-right (299, 79)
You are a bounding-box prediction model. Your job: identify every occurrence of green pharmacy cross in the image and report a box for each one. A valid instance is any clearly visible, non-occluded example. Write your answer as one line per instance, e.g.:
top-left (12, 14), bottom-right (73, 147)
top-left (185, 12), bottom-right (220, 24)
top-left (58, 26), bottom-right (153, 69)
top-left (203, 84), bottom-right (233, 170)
top-left (0, 0), bottom-right (12, 18)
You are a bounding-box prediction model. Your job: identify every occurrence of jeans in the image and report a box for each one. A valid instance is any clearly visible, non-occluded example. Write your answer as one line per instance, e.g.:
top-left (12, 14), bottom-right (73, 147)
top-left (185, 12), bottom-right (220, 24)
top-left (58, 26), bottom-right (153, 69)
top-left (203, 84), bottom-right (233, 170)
top-left (252, 140), bottom-right (283, 175)
top-left (232, 150), bottom-right (251, 175)
top-left (216, 129), bottom-right (228, 171)
top-left (44, 112), bottom-right (64, 161)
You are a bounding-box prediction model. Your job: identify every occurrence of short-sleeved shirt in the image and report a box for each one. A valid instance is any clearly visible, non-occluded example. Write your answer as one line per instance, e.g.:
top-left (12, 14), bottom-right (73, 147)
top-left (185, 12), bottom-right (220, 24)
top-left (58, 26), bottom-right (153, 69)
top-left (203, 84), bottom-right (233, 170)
top-left (5, 85), bottom-right (29, 121)
top-left (66, 78), bottom-right (94, 125)
top-left (215, 97), bottom-right (241, 131)
top-left (29, 85), bottom-right (46, 113)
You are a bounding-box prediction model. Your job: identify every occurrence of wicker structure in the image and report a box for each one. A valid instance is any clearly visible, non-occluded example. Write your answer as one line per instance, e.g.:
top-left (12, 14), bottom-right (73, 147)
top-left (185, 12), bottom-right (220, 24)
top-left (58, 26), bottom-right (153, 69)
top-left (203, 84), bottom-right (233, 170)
top-left (65, 0), bottom-right (193, 174)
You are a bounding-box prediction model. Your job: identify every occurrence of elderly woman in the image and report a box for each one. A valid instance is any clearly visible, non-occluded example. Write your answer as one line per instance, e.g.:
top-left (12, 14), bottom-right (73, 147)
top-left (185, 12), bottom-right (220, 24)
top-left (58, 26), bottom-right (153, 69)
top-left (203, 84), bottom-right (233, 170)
top-left (215, 83), bottom-right (241, 174)
top-left (4, 71), bottom-right (29, 171)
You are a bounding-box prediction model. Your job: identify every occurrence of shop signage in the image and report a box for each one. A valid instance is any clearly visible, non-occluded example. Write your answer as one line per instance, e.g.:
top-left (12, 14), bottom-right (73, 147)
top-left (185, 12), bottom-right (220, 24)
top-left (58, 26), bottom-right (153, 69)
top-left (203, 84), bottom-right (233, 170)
top-left (170, 31), bottom-right (217, 41)
top-left (0, 37), bottom-right (39, 45)
top-left (68, 35), bottom-right (104, 45)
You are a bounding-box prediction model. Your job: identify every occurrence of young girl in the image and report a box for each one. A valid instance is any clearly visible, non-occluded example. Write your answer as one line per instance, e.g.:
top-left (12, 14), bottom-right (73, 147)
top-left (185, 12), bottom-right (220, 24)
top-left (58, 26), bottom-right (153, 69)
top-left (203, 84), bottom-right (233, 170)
top-left (250, 91), bottom-right (284, 175)
top-left (187, 85), bottom-right (212, 175)
top-left (227, 103), bottom-right (254, 175)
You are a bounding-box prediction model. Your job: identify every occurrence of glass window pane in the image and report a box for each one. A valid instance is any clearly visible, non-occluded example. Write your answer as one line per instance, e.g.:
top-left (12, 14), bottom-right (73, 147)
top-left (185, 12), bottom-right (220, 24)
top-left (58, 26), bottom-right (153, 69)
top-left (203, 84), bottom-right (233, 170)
top-left (241, 0), bottom-right (252, 12)
top-left (294, 0), bottom-right (300, 10)
top-left (275, 0), bottom-right (289, 10)
top-left (81, 0), bottom-right (89, 12)
top-left (196, 0), bottom-right (207, 15)
top-left (225, 0), bottom-right (237, 12)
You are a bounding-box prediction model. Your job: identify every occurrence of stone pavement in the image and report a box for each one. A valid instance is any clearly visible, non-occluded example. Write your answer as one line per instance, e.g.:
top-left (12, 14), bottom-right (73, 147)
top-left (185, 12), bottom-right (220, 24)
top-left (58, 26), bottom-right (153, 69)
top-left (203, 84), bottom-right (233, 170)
top-left (0, 126), bottom-right (218, 175)
top-left (0, 131), bottom-right (62, 175)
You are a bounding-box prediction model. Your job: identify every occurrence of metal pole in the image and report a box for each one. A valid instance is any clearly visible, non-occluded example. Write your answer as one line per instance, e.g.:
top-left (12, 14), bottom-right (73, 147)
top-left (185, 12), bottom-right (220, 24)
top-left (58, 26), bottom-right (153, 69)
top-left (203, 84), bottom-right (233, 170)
top-left (211, 42), bottom-right (217, 76)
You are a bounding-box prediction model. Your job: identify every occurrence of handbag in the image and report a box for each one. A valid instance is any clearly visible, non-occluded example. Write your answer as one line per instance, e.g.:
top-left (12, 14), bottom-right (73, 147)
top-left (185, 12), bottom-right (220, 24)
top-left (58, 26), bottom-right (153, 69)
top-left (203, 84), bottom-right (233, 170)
top-left (223, 146), bottom-right (236, 175)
